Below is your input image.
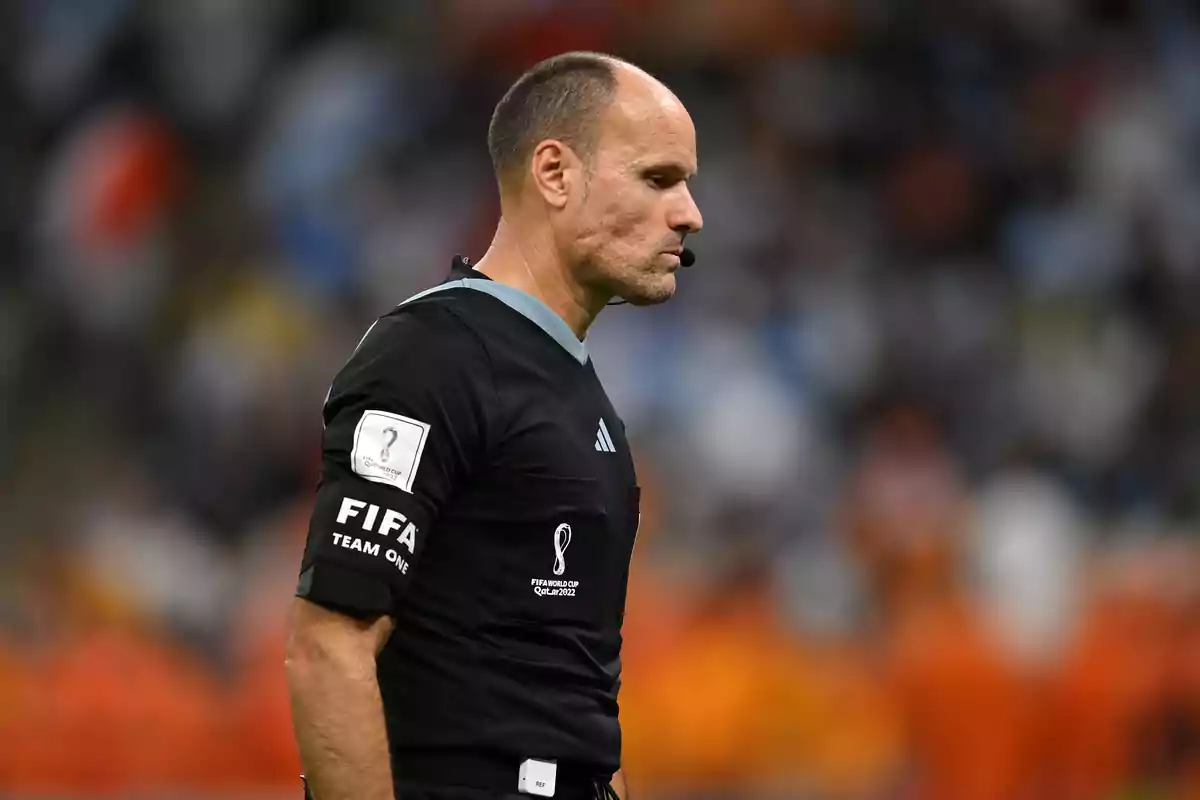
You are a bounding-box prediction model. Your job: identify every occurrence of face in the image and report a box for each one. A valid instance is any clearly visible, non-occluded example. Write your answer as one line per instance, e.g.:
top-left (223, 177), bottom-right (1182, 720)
top-left (559, 79), bottom-right (704, 306)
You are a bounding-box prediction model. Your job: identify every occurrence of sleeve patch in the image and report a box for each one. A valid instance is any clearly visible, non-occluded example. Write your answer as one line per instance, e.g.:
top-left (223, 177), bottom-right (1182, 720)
top-left (351, 409), bottom-right (431, 493)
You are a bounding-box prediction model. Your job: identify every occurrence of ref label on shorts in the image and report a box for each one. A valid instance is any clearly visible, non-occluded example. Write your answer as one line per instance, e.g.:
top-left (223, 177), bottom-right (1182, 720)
top-left (517, 758), bottom-right (557, 797)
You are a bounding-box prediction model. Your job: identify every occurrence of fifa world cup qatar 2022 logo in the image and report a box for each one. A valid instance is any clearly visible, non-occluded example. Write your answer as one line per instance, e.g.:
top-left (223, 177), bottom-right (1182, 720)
top-left (379, 427), bottom-right (399, 463)
top-left (552, 523), bottom-right (572, 575)
top-left (532, 523), bottom-right (578, 597)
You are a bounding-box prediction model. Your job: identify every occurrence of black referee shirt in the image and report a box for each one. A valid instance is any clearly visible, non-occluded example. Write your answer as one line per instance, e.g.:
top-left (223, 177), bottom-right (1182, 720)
top-left (296, 256), bottom-right (641, 779)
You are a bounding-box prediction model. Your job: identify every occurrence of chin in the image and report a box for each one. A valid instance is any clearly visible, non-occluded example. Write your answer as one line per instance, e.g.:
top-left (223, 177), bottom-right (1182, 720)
top-left (621, 276), bottom-right (676, 307)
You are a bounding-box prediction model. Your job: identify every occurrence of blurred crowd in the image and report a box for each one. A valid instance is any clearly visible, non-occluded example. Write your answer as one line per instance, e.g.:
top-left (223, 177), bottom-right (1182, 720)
top-left (3, 0), bottom-right (1200, 797)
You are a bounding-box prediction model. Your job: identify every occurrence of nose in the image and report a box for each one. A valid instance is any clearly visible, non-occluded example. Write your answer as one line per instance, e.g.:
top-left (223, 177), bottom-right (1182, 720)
top-left (669, 184), bottom-right (703, 237)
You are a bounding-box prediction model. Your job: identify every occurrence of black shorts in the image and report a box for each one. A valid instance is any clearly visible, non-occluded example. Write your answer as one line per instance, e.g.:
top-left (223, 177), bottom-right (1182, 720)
top-left (405, 784), bottom-right (602, 799)
top-left (301, 772), bottom-right (619, 800)
top-left (305, 781), bottom-right (538, 799)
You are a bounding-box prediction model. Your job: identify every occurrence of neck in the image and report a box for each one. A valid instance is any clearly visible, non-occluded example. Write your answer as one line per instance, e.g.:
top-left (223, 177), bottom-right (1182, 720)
top-left (472, 217), bottom-right (603, 341)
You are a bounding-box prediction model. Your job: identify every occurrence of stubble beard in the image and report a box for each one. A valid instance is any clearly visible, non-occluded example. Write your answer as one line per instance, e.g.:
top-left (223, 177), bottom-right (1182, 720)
top-left (615, 267), bottom-right (676, 306)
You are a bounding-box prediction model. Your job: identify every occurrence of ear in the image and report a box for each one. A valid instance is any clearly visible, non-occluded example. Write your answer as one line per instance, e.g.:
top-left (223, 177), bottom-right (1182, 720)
top-left (529, 140), bottom-right (578, 210)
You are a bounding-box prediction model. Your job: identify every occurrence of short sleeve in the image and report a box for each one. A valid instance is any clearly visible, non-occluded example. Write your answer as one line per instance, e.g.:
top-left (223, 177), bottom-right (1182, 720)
top-left (296, 300), bottom-right (492, 618)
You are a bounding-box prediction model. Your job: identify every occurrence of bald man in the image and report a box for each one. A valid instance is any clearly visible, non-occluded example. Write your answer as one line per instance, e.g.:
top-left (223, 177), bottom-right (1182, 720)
top-left (285, 52), bottom-right (702, 800)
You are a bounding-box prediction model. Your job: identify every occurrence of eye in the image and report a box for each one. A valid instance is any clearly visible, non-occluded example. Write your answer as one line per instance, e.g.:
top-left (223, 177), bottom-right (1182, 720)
top-left (645, 173), bottom-right (674, 189)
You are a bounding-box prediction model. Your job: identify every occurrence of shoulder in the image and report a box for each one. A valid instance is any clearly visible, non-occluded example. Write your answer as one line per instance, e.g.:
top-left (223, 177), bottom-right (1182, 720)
top-left (359, 290), bottom-right (487, 363)
top-left (336, 289), bottom-right (498, 390)
top-left (324, 290), bottom-right (497, 422)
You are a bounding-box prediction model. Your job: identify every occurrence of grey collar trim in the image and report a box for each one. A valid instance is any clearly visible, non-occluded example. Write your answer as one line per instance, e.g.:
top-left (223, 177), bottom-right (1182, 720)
top-left (399, 276), bottom-right (588, 365)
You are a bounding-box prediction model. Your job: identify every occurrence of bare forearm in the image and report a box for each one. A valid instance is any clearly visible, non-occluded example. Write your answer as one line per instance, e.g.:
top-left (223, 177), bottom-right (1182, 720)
top-left (285, 600), bottom-right (396, 800)
top-left (288, 657), bottom-right (394, 800)
top-left (612, 767), bottom-right (629, 799)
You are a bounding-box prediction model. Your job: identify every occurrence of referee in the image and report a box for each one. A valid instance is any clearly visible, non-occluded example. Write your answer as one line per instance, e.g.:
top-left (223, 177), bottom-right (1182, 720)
top-left (285, 51), bottom-right (702, 800)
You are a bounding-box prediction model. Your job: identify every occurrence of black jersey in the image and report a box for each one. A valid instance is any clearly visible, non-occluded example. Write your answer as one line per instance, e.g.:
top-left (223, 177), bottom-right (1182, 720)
top-left (296, 256), bottom-right (641, 783)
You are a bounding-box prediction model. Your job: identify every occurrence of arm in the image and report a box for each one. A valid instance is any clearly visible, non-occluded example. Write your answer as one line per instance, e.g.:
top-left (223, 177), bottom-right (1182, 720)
top-left (611, 767), bottom-right (629, 799)
top-left (286, 597), bottom-right (396, 800)
top-left (287, 304), bottom-right (490, 799)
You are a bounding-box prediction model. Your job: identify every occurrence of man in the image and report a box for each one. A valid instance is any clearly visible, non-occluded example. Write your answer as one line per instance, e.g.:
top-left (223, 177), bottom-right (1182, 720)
top-left (285, 50), bottom-right (703, 800)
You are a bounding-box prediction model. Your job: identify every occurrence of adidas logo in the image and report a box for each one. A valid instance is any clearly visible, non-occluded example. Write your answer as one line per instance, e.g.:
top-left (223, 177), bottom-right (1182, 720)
top-left (594, 418), bottom-right (616, 453)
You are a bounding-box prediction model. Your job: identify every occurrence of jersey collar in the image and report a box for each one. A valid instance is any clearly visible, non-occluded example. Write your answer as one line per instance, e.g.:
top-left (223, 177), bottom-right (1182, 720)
top-left (398, 257), bottom-right (589, 365)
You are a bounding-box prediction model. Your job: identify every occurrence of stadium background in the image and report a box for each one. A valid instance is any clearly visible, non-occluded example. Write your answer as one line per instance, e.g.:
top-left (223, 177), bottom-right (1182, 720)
top-left (3, 0), bottom-right (1200, 797)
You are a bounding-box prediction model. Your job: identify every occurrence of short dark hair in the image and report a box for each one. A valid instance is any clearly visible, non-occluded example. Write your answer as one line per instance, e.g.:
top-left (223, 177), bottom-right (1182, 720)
top-left (487, 51), bottom-right (621, 190)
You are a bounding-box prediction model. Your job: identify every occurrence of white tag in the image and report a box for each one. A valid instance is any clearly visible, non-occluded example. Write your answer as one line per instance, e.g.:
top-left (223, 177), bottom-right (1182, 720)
top-left (350, 410), bottom-right (431, 494)
top-left (517, 758), bottom-right (557, 797)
